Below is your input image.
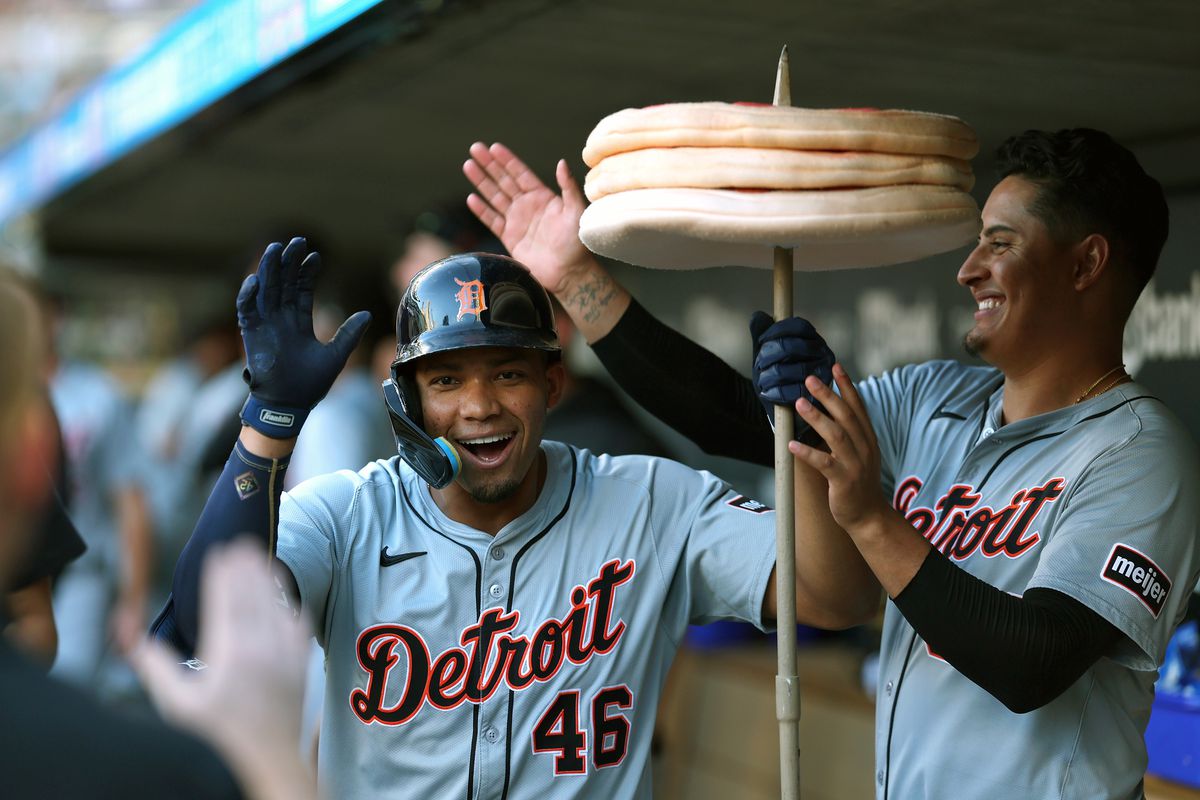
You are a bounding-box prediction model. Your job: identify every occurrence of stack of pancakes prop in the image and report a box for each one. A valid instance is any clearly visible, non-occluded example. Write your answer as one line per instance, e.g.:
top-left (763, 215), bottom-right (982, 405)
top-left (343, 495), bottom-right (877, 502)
top-left (578, 102), bottom-right (981, 270)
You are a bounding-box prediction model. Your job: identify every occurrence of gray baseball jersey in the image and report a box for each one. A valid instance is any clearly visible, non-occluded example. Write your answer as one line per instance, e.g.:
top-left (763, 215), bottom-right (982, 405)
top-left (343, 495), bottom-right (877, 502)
top-left (276, 440), bottom-right (777, 799)
top-left (862, 361), bottom-right (1200, 800)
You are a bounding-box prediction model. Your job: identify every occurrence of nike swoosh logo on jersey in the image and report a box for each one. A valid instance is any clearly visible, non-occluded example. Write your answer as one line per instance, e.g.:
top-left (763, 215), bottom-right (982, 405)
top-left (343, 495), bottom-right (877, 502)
top-left (931, 405), bottom-right (967, 421)
top-left (380, 548), bottom-right (427, 567)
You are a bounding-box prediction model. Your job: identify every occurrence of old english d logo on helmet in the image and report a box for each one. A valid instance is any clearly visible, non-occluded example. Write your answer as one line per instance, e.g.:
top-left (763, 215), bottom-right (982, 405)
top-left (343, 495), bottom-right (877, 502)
top-left (454, 278), bottom-right (487, 320)
top-left (393, 252), bottom-right (560, 365)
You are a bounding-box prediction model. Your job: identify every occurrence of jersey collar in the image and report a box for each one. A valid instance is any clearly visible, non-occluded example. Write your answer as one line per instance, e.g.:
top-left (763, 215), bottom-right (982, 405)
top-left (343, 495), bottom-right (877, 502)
top-left (981, 380), bottom-right (1153, 442)
top-left (406, 440), bottom-right (575, 547)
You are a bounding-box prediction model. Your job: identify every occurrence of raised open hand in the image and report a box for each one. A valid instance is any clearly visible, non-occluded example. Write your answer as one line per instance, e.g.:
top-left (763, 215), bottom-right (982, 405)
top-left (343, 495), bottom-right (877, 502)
top-left (463, 142), bottom-right (594, 296)
top-left (237, 237), bottom-right (371, 438)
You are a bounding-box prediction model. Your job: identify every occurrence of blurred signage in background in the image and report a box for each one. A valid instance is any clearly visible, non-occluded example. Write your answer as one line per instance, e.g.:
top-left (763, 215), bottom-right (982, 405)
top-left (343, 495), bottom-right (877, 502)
top-left (1125, 276), bottom-right (1200, 375)
top-left (0, 0), bottom-right (385, 224)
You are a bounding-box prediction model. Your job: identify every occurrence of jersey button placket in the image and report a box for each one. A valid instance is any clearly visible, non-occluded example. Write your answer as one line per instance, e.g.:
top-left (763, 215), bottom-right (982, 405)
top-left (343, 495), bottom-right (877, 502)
top-left (479, 542), bottom-right (511, 799)
top-left (485, 543), bottom-right (507, 602)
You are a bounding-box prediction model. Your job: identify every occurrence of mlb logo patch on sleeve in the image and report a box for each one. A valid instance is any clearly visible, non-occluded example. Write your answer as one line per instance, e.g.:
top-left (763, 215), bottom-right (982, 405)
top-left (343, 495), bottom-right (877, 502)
top-left (727, 495), bottom-right (771, 514)
top-left (1101, 544), bottom-right (1171, 618)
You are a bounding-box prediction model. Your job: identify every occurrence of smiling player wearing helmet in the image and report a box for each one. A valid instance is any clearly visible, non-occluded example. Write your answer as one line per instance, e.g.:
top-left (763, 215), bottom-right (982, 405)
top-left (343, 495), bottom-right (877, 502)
top-left (150, 237), bottom-right (855, 799)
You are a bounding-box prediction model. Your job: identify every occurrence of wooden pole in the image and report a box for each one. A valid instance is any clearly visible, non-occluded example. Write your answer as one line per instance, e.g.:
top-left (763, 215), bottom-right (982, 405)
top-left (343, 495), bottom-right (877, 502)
top-left (772, 44), bottom-right (802, 800)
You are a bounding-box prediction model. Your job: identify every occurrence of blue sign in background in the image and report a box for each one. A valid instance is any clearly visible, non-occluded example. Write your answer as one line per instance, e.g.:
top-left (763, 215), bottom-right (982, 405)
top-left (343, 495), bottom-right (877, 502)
top-left (0, 0), bottom-right (386, 224)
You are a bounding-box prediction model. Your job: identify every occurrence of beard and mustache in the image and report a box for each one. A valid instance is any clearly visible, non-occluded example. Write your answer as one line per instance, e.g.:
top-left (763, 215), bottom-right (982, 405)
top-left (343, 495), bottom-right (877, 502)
top-left (962, 328), bottom-right (985, 358)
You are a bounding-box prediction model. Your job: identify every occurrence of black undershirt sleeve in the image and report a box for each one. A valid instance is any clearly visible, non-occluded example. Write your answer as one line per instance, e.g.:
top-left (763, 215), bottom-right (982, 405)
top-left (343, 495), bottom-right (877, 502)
top-left (589, 298), bottom-right (1123, 711)
top-left (893, 549), bottom-right (1123, 713)
top-left (590, 298), bottom-right (774, 467)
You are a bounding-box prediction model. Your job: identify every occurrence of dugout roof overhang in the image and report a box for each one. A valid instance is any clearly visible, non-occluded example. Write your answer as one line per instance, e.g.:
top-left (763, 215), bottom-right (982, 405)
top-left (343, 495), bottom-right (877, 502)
top-left (3, 0), bottom-right (1199, 279)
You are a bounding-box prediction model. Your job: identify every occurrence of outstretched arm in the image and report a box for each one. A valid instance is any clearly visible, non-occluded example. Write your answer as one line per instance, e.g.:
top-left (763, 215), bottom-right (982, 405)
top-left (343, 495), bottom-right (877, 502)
top-left (464, 142), bottom-right (630, 342)
top-left (152, 238), bottom-right (369, 654)
top-left (464, 142), bottom-right (772, 463)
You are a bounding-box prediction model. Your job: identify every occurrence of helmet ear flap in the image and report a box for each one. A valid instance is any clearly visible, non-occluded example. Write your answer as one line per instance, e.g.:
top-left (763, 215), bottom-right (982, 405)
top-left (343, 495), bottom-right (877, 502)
top-left (390, 362), bottom-right (423, 430)
top-left (380, 375), bottom-right (460, 488)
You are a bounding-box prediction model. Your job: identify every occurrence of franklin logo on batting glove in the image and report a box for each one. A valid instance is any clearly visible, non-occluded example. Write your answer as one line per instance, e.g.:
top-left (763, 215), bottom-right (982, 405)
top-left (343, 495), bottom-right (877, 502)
top-left (258, 409), bottom-right (296, 427)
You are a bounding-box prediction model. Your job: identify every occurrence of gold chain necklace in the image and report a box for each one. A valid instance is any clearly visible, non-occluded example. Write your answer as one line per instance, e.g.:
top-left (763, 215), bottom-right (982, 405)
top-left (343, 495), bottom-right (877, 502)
top-left (1074, 364), bottom-right (1127, 404)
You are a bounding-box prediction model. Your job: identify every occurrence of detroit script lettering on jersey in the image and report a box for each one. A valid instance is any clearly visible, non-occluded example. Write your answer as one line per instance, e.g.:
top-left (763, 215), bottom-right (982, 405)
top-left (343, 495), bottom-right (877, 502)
top-left (350, 558), bottom-right (635, 726)
top-left (893, 476), bottom-right (1066, 560)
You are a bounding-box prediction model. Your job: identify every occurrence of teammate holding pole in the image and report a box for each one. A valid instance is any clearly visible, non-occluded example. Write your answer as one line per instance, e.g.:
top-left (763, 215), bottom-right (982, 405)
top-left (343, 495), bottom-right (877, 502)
top-left (464, 129), bottom-right (1200, 799)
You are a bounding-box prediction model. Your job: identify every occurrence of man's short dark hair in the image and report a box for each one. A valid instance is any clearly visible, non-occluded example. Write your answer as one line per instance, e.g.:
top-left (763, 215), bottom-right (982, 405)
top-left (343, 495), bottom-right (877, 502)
top-left (996, 128), bottom-right (1168, 296)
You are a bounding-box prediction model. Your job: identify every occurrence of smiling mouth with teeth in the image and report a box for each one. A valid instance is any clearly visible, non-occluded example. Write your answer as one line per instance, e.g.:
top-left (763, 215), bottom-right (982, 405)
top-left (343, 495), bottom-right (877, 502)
top-left (458, 433), bottom-right (515, 462)
top-left (978, 298), bottom-right (1004, 311)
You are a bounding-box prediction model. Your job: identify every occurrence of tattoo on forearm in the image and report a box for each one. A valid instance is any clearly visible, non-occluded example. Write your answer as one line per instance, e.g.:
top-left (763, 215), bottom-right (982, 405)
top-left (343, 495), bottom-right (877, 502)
top-left (567, 274), bottom-right (617, 324)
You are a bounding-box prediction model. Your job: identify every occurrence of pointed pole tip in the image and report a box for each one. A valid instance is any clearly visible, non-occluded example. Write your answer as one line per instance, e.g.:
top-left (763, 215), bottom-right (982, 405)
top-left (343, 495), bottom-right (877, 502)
top-left (773, 45), bottom-right (792, 107)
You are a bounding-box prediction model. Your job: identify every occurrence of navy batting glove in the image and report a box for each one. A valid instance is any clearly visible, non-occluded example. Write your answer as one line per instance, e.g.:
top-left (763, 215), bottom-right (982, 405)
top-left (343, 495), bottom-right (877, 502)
top-left (749, 311), bottom-right (836, 441)
top-left (238, 237), bottom-right (372, 438)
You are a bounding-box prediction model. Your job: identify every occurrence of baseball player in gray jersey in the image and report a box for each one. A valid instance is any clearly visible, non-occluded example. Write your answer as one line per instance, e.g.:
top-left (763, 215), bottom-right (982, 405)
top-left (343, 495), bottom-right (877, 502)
top-left (150, 243), bottom-right (854, 799)
top-left (463, 129), bottom-right (1200, 800)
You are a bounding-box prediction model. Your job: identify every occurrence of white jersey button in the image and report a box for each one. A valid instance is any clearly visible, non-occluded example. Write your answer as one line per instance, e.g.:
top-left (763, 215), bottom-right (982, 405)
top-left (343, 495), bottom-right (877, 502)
top-left (491, 546), bottom-right (506, 560)
top-left (489, 583), bottom-right (504, 599)
top-left (884, 680), bottom-right (894, 696)
top-left (484, 727), bottom-right (500, 743)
